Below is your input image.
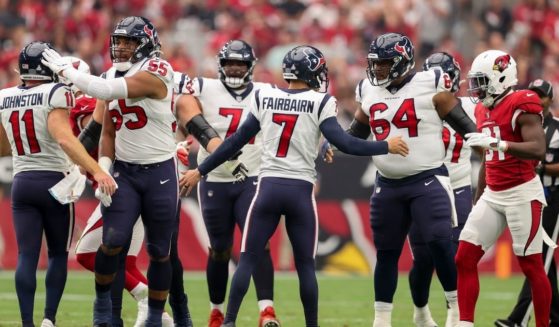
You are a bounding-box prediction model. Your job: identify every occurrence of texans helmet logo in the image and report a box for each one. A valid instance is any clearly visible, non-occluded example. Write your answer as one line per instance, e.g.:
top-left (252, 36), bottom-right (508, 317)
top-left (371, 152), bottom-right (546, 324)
top-left (143, 25), bottom-right (154, 39)
top-left (493, 54), bottom-right (511, 72)
top-left (303, 48), bottom-right (325, 72)
top-left (394, 42), bottom-right (411, 60)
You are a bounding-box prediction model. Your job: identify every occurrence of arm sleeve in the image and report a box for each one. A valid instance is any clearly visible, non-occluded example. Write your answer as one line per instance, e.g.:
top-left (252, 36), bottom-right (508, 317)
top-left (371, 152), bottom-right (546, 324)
top-left (346, 119), bottom-right (371, 139)
top-left (320, 117), bottom-right (388, 156)
top-left (64, 68), bottom-right (128, 100)
top-left (197, 113), bottom-right (261, 175)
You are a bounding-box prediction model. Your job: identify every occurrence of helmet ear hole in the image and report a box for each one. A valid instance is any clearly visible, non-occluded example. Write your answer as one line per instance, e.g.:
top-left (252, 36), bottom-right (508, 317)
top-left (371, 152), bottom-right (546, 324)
top-left (499, 76), bottom-right (506, 83)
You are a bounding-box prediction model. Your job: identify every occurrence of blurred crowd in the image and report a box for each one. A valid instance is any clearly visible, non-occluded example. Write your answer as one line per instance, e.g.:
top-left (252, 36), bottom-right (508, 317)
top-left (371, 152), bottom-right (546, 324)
top-left (1, 0), bottom-right (559, 123)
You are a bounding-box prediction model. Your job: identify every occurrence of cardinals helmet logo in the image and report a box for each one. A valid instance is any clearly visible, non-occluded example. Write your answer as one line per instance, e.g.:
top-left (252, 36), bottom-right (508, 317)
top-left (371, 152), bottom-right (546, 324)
top-left (493, 54), bottom-right (511, 73)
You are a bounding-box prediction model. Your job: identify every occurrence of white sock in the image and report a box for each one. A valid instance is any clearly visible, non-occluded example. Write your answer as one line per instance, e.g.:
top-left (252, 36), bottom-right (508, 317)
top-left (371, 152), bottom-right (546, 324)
top-left (210, 302), bottom-right (224, 313)
top-left (258, 299), bottom-right (274, 312)
top-left (444, 290), bottom-right (458, 307)
top-left (414, 304), bottom-right (432, 319)
top-left (130, 282), bottom-right (148, 301)
top-left (457, 322), bottom-right (474, 327)
top-left (374, 301), bottom-right (393, 324)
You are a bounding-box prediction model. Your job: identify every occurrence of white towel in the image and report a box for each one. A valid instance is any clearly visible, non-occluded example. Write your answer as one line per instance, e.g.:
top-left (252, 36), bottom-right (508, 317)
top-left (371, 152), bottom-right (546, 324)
top-left (49, 166), bottom-right (87, 204)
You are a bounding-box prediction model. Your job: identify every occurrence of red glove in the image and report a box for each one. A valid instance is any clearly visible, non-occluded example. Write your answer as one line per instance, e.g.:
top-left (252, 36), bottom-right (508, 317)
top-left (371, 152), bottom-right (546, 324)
top-left (176, 138), bottom-right (193, 167)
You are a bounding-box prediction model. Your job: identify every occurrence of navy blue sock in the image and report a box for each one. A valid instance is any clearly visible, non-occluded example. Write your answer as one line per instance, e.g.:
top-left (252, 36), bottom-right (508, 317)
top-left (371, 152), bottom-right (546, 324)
top-left (44, 252), bottom-right (68, 323)
top-left (169, 236), bottom-right (192, 326)
top-left (93, 288), bottom-right (112, 325)
top-left (374, 249), bottom-right (401, 302)
top-left (253, 249), bottom-right (275, 301)
top-left (94, 247), bottom-right (119, 293)
top-left (110, 251), bottom-right (127, 327)
top-left (146, 259), bottom-right (172, 326)
top-left (294, 256), bottom-right (318, 327)
top-left (429, 239), bottom-right (457, 291)
top-left (408, 243), bottom-right (434, 307)
top-left (206, 250), bottom-right (229, 304)
top-left (15, 253), bottom-right (39, 325)
top-left (224, 252), bottom-right (257, 323)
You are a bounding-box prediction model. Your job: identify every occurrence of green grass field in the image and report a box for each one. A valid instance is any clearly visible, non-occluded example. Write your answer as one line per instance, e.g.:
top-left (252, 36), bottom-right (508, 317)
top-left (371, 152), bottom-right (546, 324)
top-left (0, 271), bottom-right (526, 326)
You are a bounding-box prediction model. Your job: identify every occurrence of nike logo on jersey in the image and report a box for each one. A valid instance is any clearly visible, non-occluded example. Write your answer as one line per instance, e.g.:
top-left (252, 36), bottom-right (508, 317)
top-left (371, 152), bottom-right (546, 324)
top-left (526, 93), bottom-right (535, 97)
top-left (160, 179), bottom-right (170, 185)
top-left (455, 189), bottom-right (465, 195)
top-left (424, 180), bottom-right (434, 186)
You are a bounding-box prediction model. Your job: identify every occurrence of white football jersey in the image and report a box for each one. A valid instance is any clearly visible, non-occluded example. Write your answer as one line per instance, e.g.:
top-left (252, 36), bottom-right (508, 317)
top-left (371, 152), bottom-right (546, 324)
top-left (105, 57), bottom-right (176, 164)
top-left (443, 97), bottom-right (476, 189)
top-left (356, 70), bottom-right (451, 179)
top-left (0, 83), bottom-right (74, 175)
top-left (192, 78), bottom-right (270, 182)
top-left (173, 72), bottom-right (194, 95)
top-left (251, 87), bottom-right (337, 184)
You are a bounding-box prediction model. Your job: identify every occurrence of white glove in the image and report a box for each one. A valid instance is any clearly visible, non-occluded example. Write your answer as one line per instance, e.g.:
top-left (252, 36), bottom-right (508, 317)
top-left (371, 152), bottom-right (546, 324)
top-left (223, 159), bottom-right (249, 182)
top-left (465, 132), bottom-right (508, 152)
top-left (41, 48), bottom-right (70, 75)
top-left (49, 165), bottom-right (87, 204)
top-left (95, 188), bottom-right (113, 207)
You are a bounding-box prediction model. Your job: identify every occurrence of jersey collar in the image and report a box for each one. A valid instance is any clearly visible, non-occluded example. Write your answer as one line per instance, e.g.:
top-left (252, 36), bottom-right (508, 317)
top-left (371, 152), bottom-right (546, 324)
top-left (223, 81), bottom-right (254, 102)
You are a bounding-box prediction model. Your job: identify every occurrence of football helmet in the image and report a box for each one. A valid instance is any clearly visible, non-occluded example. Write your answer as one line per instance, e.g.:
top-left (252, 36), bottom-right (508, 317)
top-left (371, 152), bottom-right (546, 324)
top-left (467, 50), bottom-right (518, 107)
top-left (423, 52), bottom-right (461, 93)
top-left (367, 33), bottom-right (415, 87)
top-left (282, 45), bottom-right (329, 92)
top-left (59, 56), bottom-right (90, 93)
top-left (18, 41), bottom-right (57, 82)
top-left (110, 16), bottom-right (160, 72)
top-left (217, 40), bottom-right (257, 89)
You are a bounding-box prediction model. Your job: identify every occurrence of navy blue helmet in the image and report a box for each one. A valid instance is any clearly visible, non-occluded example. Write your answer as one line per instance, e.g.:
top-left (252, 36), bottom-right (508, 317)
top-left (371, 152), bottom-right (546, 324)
top-left (19, 41), bottom-right (57, 82)
top-left (110, 16), bottom-right (160, 71)
top-left (282, 45), bottom-right (329, 91)
top-left (423, 52), bottom-right (461, 93)
top-left (217, 40), bottom-right (257, 88)
top-left (367, 33), bottom-right (415, 86)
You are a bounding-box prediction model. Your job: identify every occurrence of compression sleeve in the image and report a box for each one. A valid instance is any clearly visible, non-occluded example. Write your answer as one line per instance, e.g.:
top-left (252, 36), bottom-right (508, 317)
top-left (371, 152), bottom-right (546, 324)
top-left (64, 68), bottom-right (128, 100)
top-left (197, 113), bottom-right (261, 176)
top-left (185, 114), bottom-right (219, 149)
top-left (346, 118), bottom-right (371, 139)
top-left (320, 117), bottom-right (388, 155)
top-left (444, 100), bottom-right (477, 137)
top-left (78, 118), bottom-right (102, 152)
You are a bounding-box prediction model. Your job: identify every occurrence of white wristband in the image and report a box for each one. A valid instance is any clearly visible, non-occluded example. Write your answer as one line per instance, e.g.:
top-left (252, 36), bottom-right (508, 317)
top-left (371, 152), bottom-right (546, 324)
top-left (98, 156), bottom-right (113, 173)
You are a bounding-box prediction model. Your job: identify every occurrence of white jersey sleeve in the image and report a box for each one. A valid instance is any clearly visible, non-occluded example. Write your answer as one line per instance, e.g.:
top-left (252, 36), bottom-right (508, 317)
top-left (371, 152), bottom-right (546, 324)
top-left (0, 83), bottom-right (74, 175)
top-left (358, 71), bottom-right (447, 179)
top-left (195, 78), bottom-right (268, 182)
top-left (443, 97), bottom-right (476, 189)
top-left (173, 72), bottom-right (194, 95)
top-left (107, 58), bottom-right (177, 164)
top-left (251, 87), bottom-right (336, 184)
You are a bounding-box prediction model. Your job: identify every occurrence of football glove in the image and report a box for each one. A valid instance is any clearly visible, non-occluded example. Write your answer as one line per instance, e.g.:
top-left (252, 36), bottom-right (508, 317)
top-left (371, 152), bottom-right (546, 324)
top-left (465, 132), bottom-right (508, 152)
top-left (223, 150), bottom-right (249, 182)
top-left (95, 188), bottom-right (113, 207)
top-left (176, 139), bottom-right (192, 168)
top-left (41, 48), bottom-right (70, 75)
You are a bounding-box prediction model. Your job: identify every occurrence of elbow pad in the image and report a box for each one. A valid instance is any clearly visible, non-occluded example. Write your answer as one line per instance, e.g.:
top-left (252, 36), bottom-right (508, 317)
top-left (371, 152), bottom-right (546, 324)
top-left (444, 101), bottom-right (477, 138)
top-left (346, 119), bottom-right (371, 139)
top-left (78, 119), bottom-right (102, 152)
top-left (185, 114), bottom-right (219, 149)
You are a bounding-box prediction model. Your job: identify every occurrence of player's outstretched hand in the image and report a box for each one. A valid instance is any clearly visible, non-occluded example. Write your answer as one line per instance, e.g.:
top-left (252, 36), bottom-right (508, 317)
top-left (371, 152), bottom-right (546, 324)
top-left (176, 138), bottom-right (193, 168)
top-left (320, 140), bottom-right (335, 163)
top-left (41, 49), bottom-right (70, 76)
top-left (386, 136), bottom-right (409, 156)
top-left (465, 132), bottom-right (508, 151)
top-left (93, 171), bottom-right (118, 207)
top-left (179, 169), bottom-right (201, 196)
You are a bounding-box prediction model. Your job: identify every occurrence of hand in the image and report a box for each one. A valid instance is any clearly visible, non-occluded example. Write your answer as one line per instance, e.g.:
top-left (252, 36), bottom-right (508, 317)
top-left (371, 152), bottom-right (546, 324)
top-left (386, 136), bottom-right (409, 156)
top-left (95, 188), bottom-right (113, 207)
top-left (465, 132), bottom-right (508, 151)
top-left (93, 171), bottom-right (117, 196)
top-left (41, 48), bottom-right (70, 75)
top-left (176, 138), bottom-right (192, 167)
top-left (179, 169), bottom-right (202, 196)
top-left (320, 140), bottom-right (335, 163)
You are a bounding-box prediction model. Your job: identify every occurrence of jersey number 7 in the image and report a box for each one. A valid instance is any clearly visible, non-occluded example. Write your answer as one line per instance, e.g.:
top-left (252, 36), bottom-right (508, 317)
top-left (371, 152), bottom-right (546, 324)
top-left (272, 113), bottom-right (298, 157)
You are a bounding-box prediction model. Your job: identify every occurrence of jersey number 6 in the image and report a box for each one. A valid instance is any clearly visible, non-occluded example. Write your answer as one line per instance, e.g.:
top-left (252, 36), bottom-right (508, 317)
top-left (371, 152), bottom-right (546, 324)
top-left (368, 98), bottom-right (420, 141)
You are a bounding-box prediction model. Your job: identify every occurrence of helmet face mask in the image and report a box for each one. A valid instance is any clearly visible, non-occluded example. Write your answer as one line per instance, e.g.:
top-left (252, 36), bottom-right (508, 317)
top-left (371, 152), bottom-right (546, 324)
top-left (282, 45), bottom-right (329, 92)
top-left (367, 33), bottom-right (415, 87)
top-left (110, 16), bottom-right (160, 72)
top-left (467, 50), bottom-right (517, 107)
top-left (217, 40), bottom-right (257, 89)
top-left (19, 41), bottom-right (57, 83)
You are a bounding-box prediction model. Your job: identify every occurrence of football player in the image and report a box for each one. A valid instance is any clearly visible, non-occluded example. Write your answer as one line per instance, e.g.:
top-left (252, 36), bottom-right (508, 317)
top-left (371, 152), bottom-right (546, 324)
top-left (178, 40), bottom-right (279, 327)
top-left (0, 41), bottom-right (115, 327)
top-left (179, 45), bottom-right (409, 327)
top-left (458, 50), bottom-right (551, 327)
top-left (41, 16), bottom-right (180, 326)
top-left (407, 52), bottom-right (476, 327)
top-left (64, 56), bottom-right (175, 327)
top-left (349, 33), bottom-right (477, 327)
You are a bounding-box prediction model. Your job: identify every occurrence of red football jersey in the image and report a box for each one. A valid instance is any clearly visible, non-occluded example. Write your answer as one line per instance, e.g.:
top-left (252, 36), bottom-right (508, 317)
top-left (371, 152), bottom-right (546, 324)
top-left (474, 90), bottom-right (543, 191)
top-left (69, 94), bottom-right (98, 186)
